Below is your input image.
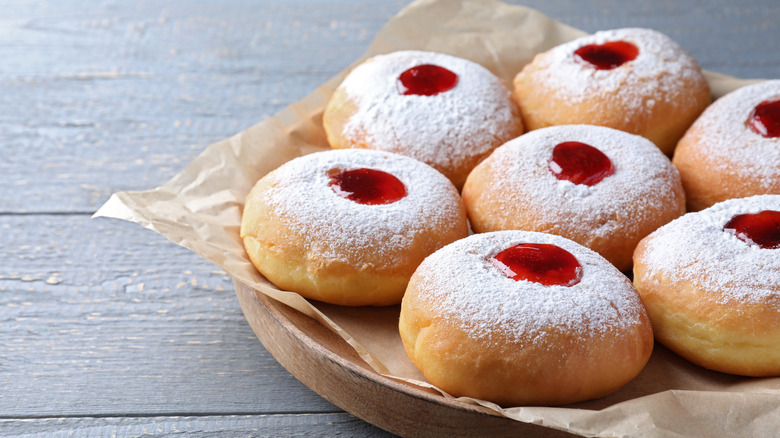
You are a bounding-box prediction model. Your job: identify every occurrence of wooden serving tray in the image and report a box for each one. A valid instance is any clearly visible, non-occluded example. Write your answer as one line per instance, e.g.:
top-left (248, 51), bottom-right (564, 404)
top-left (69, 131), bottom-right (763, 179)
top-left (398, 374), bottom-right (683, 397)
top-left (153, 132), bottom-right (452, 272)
top-left (234, 280), bottom-right (575, 437)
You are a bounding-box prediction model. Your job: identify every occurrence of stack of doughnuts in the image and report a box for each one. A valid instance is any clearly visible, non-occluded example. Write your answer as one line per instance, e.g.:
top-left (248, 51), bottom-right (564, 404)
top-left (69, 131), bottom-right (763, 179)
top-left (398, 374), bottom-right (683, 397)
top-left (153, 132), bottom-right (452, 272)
top-left (239, 25), bottom-right (780, 407)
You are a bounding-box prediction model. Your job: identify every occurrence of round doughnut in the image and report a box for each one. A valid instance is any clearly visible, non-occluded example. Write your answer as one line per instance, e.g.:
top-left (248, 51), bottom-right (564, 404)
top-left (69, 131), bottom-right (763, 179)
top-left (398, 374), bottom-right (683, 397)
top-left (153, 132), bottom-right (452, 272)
top-left (513, 28), bottom-right (711, 155)
top-left (323, 50), bottom-right (524, 189)
top-left (240, 149), bottom-right (469, 306)
top-left (633, 195), bottom-right (780, 376)
top-left (673, 80), bottom-right (780, 211)
top-left (399, 230), bottom-right (654, 406)
top-left (462, 124), bottom-right (686, 272)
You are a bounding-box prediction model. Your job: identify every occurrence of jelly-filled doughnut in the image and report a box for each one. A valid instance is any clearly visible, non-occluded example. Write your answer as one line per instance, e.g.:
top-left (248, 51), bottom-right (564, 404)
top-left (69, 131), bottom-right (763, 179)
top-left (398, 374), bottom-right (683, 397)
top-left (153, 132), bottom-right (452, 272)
top-left (633, 195), bottom-right (780, 376)
top-left (462, 125), bottom-right (686, 272)
top-left (323, 50), bottom-right (524, 189)
top-left (513, 28), bottom-right (711, 155)
top-left (240, 149), bottom-right (469, 306)
top-left (399, 230), bottom-right (653, 406)
top-left (673, 80), bottom-right (780, 211)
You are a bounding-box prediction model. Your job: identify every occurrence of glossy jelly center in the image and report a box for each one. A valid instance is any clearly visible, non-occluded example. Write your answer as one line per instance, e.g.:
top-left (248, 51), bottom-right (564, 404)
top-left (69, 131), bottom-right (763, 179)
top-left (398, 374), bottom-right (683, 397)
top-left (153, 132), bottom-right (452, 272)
top-left (549, 141), bottom-right (615, 186)
top-left (491, 243), bottom-right (583, 287)
top-left (329, 168), bottom-right (407, 205)
top-left (747, 99), bottom-right (780, 138)
top-left (396, 64), bottom-right (458, 96)
top-left (574, 41), bottom-right (639, 70)
top-left (723, 210), bottom-right (780, 249)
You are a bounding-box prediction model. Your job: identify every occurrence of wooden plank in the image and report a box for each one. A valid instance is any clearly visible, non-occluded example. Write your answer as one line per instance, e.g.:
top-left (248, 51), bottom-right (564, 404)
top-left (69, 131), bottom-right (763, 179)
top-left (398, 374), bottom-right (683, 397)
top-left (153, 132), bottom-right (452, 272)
top-left (0, 215), bottom-right (340, 417)
top-left (0, 413), bottom-right (395, 437)
top-left (0, 0), bottom-right (407, 214)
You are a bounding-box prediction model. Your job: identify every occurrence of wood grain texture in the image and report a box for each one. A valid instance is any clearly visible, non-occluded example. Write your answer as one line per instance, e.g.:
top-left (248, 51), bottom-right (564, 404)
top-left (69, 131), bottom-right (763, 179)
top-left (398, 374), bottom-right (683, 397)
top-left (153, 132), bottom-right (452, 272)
top-left (0, 413), bottom-right (394, 437)
top-left (0, 0), bottom-right (407, 213)
top-left (2, 0), bottom-right (779, 436)
top-left (0, 216), bottom-right (340, 417)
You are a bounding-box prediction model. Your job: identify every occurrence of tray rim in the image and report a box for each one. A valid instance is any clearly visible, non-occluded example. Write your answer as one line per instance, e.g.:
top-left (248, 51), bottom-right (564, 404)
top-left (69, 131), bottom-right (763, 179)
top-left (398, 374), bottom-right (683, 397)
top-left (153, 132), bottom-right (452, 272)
top-left (233, 279), bottom-right (576, 438)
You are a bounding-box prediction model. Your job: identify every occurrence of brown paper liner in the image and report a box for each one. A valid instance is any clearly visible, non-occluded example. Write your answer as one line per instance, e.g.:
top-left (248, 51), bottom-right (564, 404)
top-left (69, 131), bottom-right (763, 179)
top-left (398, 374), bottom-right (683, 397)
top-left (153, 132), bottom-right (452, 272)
top-left (94, 0), bottom-right (778, 435)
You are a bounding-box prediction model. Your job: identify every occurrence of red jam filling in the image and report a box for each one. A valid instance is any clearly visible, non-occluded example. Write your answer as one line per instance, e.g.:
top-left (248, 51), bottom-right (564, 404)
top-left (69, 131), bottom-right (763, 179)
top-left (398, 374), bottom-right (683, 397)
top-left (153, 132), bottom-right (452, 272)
top-left (328, 168), bottom-right (407, 205)
top-left (491, 243), bottom-right (583, 287)
top-left (747, 99), bottom-right (780, 138)
top-left (574, 41), bottom-right (639, 70)
top-left (723, 210), bottom-right (780, 249)
top-left (396, 64), bottom-right (458, 96)
top-left (549, 141), bottom-right (615, 186)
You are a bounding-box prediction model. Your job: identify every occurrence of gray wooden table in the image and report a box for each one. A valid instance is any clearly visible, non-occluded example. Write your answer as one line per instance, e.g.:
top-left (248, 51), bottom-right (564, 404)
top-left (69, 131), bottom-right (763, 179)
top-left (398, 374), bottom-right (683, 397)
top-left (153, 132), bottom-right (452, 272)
top-left (2, 1), bottom-right (778, 436)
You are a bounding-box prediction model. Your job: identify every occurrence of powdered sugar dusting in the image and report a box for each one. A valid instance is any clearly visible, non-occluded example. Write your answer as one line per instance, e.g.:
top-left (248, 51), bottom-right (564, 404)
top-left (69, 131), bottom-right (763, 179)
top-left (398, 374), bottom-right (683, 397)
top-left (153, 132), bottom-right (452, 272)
top-left (683, 80), bottom-right (780, 187)
top-left (481, 125), bottom-right (682, 239)
top-left (339, 50), bottom-right (518, 172)
top-left (413, 231), bottom-right (646, 345)
top-left (261, 149), bottom-right (463, 266)
top-left (533, 28), bottom-right (703, 109)
top-left (639, 195), bottom-right (780, 303)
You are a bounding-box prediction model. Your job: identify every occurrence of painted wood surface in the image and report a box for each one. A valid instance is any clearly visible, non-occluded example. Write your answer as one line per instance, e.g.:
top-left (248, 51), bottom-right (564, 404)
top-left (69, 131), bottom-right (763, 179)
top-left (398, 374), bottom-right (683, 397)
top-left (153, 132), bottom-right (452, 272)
top-left (1, 0), bottom-right (778, 436)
